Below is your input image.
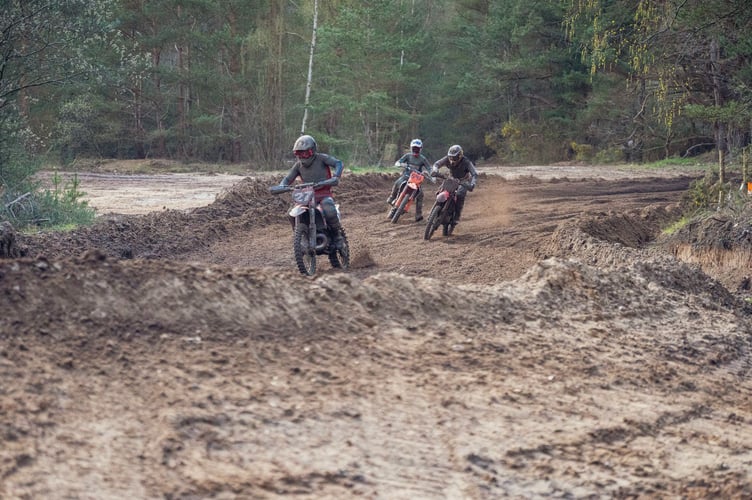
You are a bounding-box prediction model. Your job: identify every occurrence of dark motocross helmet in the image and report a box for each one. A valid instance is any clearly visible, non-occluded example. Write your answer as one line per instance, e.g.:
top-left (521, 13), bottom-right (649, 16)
top-left (293, 134), bottom-right (317, 167)
top-left (448, 144), bottom-right (463, 165)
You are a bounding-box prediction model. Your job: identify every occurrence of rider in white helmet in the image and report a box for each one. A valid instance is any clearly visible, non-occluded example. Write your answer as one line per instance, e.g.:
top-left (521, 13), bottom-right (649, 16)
top-left (387, 138), bottom-right (432, 222)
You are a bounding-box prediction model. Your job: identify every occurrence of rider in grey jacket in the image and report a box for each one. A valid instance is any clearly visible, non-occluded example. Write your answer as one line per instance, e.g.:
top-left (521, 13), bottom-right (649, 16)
top-left (430, 144), bottom-right (478, 223)
top-left (387, 138), bottom-right (432, 221)
top-left (277, 134), bottom-right (345, 248)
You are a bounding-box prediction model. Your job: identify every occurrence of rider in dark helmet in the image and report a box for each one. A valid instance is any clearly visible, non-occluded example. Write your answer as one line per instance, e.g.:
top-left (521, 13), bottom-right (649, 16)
top-left (387, 138), bottom-right (432, 221)
top-left (277, 134), bottom-right (346, 248)
top-left (430, 144), bottom-right (478, 223)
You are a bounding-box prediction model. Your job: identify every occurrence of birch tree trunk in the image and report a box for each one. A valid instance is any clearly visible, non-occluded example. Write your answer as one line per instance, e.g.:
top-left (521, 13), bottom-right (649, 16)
top-left (301, 0), bottom-right (318, 134)
top-left (710, 38), bottom-right (726, 187)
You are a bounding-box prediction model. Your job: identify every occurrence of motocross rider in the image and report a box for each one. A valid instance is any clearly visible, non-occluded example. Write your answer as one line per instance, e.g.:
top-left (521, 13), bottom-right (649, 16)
top-left (387, 138), bottom-right (432, 222)
top-left (277, 134), bottom-right (346, 249)
top-left (431, 144), bottom-right (478, 223)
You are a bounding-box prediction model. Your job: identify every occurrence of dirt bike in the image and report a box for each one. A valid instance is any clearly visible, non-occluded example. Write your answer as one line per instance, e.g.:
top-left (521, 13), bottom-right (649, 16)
top-left (424, 174), bottom-right (471, 240)
top-left (387, 165), bottom-right (434, 224)
top-left (270, 180), bottom-right (350, 276)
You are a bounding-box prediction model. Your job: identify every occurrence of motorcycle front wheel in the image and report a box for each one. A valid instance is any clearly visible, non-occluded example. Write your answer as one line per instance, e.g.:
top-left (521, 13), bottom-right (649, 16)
top-left (391, 192), bottom-right (411, 224)
top-left (293, 223), bottom-right (316, 276)
top-left (424, 204), bottom-right (443, 240)
top-left (387, 206), bottom-right (397, 220)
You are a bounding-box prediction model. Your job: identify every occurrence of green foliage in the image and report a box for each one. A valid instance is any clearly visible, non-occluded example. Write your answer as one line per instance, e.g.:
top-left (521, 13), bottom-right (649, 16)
top-left (34, 173), bottom-right (97, 228)
top-left (565, 0), bottom-right (752, 163)
top-left (1, 119), bottom-right (95, 229)
top-left (684, 102), bottom-right (752, 128)
top-left (642, 156), bottom-right (710, 170)
top-left (570, 142), bottom-right (594, 162)
top-left (593, 146), bottom-right (624, 164)
top-left (661, 217), bottom-right (690, 236)
top-left (683, 171), bottom-right (731, 210)
top-left (311, 0), bottom-right (442, 165)
top-left (1, 167), bottom-right (96, 230)
top-left (2, 0), bottom-right (751, 170)
top-left (348, 165), bottom-right (389, 174)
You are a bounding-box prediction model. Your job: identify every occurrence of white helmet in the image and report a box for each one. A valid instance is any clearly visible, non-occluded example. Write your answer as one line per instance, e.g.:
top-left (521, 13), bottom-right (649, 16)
top-left (410, 138), bottom-right (423, 155)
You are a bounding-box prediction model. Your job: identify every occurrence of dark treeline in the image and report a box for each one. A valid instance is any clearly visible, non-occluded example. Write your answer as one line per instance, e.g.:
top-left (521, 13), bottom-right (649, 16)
top-left (2, 0), bottom-right (751, 169)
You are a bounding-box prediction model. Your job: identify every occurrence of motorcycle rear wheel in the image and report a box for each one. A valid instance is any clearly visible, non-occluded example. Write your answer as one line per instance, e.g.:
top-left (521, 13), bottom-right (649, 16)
top-left (328, 228), bottom-right (350, 270)
top-left (293, 223), bottom-right (316, 276)
top-left (424, 204), bottom-right (443, 240)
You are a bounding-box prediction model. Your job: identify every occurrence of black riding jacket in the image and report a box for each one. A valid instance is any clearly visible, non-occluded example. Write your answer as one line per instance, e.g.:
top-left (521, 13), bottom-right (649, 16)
top-left (432, 156), bottom-right (478, 184)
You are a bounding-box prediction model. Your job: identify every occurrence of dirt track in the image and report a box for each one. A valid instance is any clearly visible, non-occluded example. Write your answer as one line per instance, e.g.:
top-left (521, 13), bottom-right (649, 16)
top-left (2, 166), bottom-right (752, 498)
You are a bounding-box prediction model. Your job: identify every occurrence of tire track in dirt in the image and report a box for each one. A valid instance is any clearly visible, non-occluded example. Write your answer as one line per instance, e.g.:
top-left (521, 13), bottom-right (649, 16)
top-left (7, 167), bottom-right (752, 498)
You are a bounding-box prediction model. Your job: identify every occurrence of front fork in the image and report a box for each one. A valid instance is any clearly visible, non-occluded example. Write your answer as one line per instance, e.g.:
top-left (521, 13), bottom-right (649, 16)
top-left (308, 207), bottom-right (317, 255)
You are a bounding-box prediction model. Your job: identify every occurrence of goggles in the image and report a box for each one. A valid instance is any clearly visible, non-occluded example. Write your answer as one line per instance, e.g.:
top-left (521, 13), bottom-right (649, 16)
top-left (294, 149), bottom-right (314, 159)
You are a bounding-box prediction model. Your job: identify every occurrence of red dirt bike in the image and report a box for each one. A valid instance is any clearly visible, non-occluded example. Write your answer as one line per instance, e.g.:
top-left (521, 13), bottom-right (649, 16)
top-left (424, 174), bottom-right (472, 240)
top-left (270, 180), bottom-right (350, 276)
top-left (387, 165), bottom-right (435, 224)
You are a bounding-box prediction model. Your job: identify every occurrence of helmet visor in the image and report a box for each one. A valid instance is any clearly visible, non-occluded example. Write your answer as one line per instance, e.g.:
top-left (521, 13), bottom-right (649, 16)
top-left (294, 149), bottom-right (314, 159)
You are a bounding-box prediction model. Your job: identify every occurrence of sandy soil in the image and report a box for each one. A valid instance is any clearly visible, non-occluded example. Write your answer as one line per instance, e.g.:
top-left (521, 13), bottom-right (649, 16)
top-left (2, 163), bottom-right (752, 499)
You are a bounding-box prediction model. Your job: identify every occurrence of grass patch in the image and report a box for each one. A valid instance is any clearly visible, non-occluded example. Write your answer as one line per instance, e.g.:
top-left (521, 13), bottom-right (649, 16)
top-left (662, 217), bottom-right (690, 236)
top-left (349, 165), bottom-right (394, 174)
top-left (2, 172), bottom-right (96, 229)
top-left (53, 158), bottom-right (254, 175)
top-left (637, 156), bottom-right (713, 172)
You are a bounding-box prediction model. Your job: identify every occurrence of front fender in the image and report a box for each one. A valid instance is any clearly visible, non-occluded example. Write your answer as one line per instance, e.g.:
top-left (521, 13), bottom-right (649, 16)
top-left (289, 205), bottom-right (307, 218)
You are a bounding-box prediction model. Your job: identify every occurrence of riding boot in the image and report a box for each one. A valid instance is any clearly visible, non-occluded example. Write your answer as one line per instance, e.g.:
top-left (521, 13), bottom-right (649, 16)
top-left (387, 185), bottom-right (398, 205)
top-left (330, 223), bottom-right (345, 250)
top-left (415, 198), bottom-right (423, 222)
top-left (454, 196), bottom-right (465, 222)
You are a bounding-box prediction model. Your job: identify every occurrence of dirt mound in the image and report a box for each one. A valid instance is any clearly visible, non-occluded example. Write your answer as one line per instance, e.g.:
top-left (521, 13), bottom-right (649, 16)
top-left (18, 174), bottom-right (400, 262)
top-left (658, 206), bottom-right (752, 291)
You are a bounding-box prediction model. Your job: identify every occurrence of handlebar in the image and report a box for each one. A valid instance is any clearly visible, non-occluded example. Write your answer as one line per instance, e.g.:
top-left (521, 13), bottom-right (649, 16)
top-left (429, 173), bottom-right (474, 190)
top-left (396, 162), bottom-right (428, 175)
top-left (269, 177), bottom-right (339, 195)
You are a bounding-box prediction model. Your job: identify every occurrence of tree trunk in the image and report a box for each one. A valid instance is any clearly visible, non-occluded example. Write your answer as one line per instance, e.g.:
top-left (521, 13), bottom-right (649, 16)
top-left (710, 38), bottom-right (726, 185)
top-left (301, 0), bottom-right (318, 134)
top-left (152, 46), bottom-right (166, 157)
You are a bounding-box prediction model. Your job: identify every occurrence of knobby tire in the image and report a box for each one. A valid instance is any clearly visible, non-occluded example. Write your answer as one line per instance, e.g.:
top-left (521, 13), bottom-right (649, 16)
top-left (424, 204), bottom-right (442, 240)
top-left (391, 192), bottom-right (411, 224)
top-left (293, 222), bottom-right (316, 276)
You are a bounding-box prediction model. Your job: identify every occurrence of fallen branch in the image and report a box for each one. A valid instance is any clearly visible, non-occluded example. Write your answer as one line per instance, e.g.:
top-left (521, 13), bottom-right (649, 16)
top-left (4, 191), bottom-right (31, 209)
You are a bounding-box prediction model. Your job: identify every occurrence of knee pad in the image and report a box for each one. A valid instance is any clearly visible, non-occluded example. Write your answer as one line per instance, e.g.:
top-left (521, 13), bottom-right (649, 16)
top-left (319, 197), bottom-right (340, 226)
